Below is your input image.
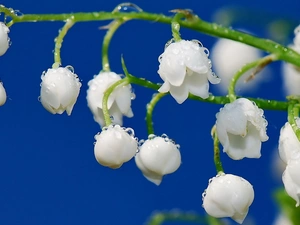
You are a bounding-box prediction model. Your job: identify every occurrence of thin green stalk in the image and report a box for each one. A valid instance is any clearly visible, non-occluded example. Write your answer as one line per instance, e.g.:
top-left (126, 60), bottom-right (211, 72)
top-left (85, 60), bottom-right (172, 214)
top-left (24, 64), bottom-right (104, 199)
top-left (3, 7), bottom-right (300, 67)
top-left (52, 18), bottom-right (75, 68)
top-left (102, 78), bottom-right (129, 127)
top-left (211, 125), bottom-right (224, 174)
top-left (146, 93), bottom-right (166, 135)
top-left (147, 211), bottom-right (215, 225)
top-left (102, 19), bottom-right (128, 72)
top-left (228, 54), bottom-right (276, 102)
top-left (171, 13), bottom-right (183, 41)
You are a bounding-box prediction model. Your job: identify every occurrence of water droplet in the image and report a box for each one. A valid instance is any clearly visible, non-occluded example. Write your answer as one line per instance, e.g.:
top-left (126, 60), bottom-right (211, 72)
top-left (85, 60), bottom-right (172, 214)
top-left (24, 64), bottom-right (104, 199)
top-left (109, 115), bottom-right (114, 121)
top-left (113, 3), bottom-right (143, 13)
top-left (165, 38), bottom-right (175, 49)
top-left (13, 10), bottom-right (23, 17)
top-left (4, 15), bottom-right (12, 24)
top-left (102, 126), bottom-right (108, 131)
top-left (138, 139), bottom-right (145, 146)
top-left (161, 133), bottom-right (168, 139)
top-left (176, 144), bottom-right (180, 149)
top-left (125, 127), bottom-right (135, 136)
top-left (203, 48), bottom-right (209, 56)
top-left (130, 92), bottom-right (136, 100)
top-left (191, 39), bottom-right (203, 47)
top-left (65, 65), bottom-right (74, 73)
top-left (148, 134), bottom-right (156, 140)
top-left (37, 96), bottom-right (41, 102)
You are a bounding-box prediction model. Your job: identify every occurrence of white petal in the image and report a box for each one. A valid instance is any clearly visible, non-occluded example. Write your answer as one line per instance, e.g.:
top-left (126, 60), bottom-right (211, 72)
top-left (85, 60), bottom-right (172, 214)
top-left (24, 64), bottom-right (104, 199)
top-left (185, 73), bottom-right (209, 99)
top-left (168, 83), bottom-right (189, 104)
top-left (158, 81), bottom-right (170, 93)
top-left (0, 82), bottom-right (7, 106)
top-left (0, 22), bottom-right (9, 56)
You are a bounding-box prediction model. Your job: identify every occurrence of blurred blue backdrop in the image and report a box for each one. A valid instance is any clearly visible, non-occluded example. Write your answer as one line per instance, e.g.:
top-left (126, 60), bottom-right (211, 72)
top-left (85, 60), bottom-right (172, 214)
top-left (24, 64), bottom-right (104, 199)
top-left (0, 0), bottom-right (300, 224)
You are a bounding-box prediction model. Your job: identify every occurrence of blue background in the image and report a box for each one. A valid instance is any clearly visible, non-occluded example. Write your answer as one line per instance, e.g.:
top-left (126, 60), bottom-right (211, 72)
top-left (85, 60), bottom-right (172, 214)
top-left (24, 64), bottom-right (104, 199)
top-left (0, 0), bottom-right (300, 224)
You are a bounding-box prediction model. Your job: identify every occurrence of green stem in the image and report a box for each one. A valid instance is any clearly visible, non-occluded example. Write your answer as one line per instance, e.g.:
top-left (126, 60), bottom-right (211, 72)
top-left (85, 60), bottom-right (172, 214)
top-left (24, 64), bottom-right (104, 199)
top-left (52, 18), bottom-right (75, 68)
top-left (102, 78), bottom-right (129, 127)
top-left (171, 13), bottom-right (183, 41)
top-left (288, 102), bottom-right (300, 140)
top-left (146, 93), bottom-right (166, 135)
top-left (3, 8), bottom-right (300, 67)
top-left (102, 19), bottom-right (128, 72)
top-left (211, 125), bottom-right (224, 174)
top-left (228, 54), bottom-right (277, 102)
top-left (146, 211), bottom-right (218, 225)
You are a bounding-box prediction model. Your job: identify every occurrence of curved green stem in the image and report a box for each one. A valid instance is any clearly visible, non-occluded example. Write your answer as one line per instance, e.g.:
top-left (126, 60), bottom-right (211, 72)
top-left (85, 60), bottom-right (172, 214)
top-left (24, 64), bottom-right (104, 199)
top-left (146, 211), bottom-right (220, 225)
top-left (288, 101), bottom-right (300, 140)
top-left (102, 18), bottom-right (128, 72)
top-left (228, 54), bottom-right (277, 102)
top-left (2, 6), bottom-right (300, 67)
top-left (171, 13), bottom-right (183, 41)
top-left (211, 125), bottom-right (224, 174)
top-left (52, 18), bottom-right (75, 68)
top-left (102, 78), bottom-right (129, 127)
top-left (146, 93), bottom-right (166, 135)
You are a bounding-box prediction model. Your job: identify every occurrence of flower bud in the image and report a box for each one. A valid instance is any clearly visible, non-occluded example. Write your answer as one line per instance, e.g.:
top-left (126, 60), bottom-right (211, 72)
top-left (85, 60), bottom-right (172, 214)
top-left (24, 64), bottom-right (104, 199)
top-left (282, 158), bottom-right (300, 207)
top-left (40, 66), bottom-right (81, 115)
top-left (216, 98), bottom-right (268, 160)
top-left (87, 71), bottom-right (133, 127)
top-left (202, 173), bottom-right (254, 224)
top-left (94, 125), bottom-right (138, 169)
top-left (135, 135), bottom-right (181, 185)
top-left (0, 22), bottom-right (10, 56)
top-left (0, 82), bottom-right (6, 106)
top-left (157, 39), bottom-right (220, 104)
top-left (278, 122), bottom-right (300, 164)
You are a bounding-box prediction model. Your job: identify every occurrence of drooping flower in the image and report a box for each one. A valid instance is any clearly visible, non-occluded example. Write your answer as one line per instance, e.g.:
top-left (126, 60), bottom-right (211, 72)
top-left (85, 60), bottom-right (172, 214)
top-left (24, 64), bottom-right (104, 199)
top-left (278, 122), bottom-right (300, 164)
top-left (87, 71), bottom-right (133, 128)
top-left (94, 124), bottom-right (138, 169)
top-left (281, 25), bottom-right (300, 95)
top-left (282, 157), bottom-right (300, 206)
top-left (216, 98), bottom-right (268, 160)
top-left (202, 173), bottom-right (254, 224)
top-left (0, 22), bottom-right (10, 56)
top-left (0, 81), bottom-right (6, 106)
top-left (40, 66), bottom-right (81, 115)
top-left (157, 39), bottom-right (220, 104)
top-left (211, 38), bottom-right (265, 94)
top-left (135, 134), bottom-right (181, 185)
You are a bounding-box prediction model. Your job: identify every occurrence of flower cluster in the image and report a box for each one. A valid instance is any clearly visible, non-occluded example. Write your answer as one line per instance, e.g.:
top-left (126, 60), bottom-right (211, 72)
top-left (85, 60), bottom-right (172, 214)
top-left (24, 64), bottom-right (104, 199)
top-left (279, 122), bottom-right (300, 206)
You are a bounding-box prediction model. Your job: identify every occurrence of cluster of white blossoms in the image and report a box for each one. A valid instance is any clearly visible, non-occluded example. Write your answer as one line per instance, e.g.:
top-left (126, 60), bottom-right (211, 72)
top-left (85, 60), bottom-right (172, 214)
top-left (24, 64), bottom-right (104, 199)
top-left (279, 121), bottom-right (300, 206)
top-left (202, 97), bottom-right (268, 223)
top-left (281, 25), bottom-right (300, 95)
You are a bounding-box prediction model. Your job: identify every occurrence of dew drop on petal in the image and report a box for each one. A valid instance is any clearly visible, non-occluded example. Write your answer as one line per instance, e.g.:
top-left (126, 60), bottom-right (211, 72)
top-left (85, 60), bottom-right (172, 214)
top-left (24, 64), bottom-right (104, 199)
top-left (148, 134), bottom-right (156, 140)
top-left (125, 127), bottom-right (135, 136)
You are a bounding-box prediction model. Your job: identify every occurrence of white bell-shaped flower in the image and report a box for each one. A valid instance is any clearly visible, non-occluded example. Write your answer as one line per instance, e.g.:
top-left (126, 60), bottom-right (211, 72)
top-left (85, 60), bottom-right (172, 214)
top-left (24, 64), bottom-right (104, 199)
top-left (0, 22), bottom-right (10, 56)
top-left (211, 38), bottom-right (265, 94)
top-left (202, 173), bottom-right (254, 224)
top-left (216, 98), bottom-right (268, 160)
top-left (273, 214), bottom-right (292, 225)
top-left (87, 71), bottom-right (133, 127)
top-left (0, 82), bottom-right (6, 106)
top-left (94, 124), bottom-right (138, 169)
top-left (135, 134), bottom-right (181, 185)
top-left (157, 39), bottom-right (220, 104)
top-left (281, 25), bottom-right (300, 95)
top-left (278, 122), bottom-right (300, 164)
top-left (282, 157), bottom-right (300, 206)
top-left (40, 66), bottom-right (81, 115)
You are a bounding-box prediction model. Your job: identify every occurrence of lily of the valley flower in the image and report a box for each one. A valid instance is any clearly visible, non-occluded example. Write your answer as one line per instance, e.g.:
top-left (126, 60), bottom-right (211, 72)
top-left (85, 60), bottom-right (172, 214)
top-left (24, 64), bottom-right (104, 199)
top-left (282, 158), bottom-right (300, 206)
top-left (94, 124), bottom-right (138, 169)
top-left (202, 173), bottom-right (254, 224)
top-left (281, 25), bottom-right (300, 95)
top-left (0, 82), bottom-right (6, 106)
top-left (87, 71), bottom-right (133, 127)
top-left (135, 134), bottom-right (181, 185)
top-left (211, 38), bottom-right (264, 94)
top-left (216, 98), bottom-right (268, 160)
top-left (40, 66), bottom-right (81, 115)
top-left (157, 39), bottom-right (220, 104)
top-left (0, 22), bottom-right (10, 56)
top-left (278, 122), bottom-right (300, 164)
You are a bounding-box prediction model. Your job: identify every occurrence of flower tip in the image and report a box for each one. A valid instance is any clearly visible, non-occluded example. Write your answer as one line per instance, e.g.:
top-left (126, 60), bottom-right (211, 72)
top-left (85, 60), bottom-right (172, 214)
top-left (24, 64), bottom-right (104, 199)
top-left (232, 212), bottom-right (248, 224)
top-left (144, 174), bottom-right (162, 186)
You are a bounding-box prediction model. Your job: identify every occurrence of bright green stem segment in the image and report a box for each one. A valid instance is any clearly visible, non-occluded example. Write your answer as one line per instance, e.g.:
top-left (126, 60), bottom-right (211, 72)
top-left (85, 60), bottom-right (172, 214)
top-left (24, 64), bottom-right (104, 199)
top-left (171, 13), bottom-right (183, 42)
top-left (146, 211), bottom-right (222, 225)
top-left (52, 18), bottom-right (75, 68)
top-left (146, 93), bottom-right (166, 135)
top-left (287, 101), bottom-right (300, 140)
top-left (211, 125), bottom-right (224, 174)
top-left (228, 54), bottom-right (277, 102)
top-left (102, 78), bottom-right (130, 127)
top-left (102, 19), bottom-right (128, 72)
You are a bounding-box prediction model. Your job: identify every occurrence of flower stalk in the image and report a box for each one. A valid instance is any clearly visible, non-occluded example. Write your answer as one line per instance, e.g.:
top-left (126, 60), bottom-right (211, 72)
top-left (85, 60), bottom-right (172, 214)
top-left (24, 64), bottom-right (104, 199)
top-left (211, 125), bottom-right (224, 173)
